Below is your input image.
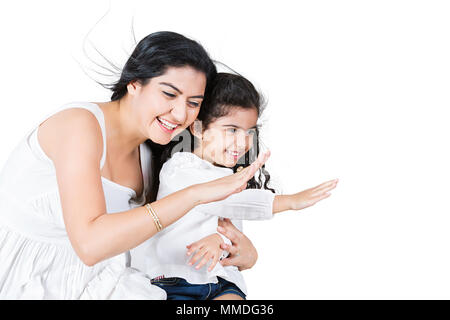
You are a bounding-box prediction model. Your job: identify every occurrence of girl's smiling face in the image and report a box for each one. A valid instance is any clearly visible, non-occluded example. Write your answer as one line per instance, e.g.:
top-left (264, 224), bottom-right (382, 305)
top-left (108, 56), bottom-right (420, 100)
top-left (128, 66), bottom-right (207, 145)
top-left (191, 106), bottom-right (258, 168)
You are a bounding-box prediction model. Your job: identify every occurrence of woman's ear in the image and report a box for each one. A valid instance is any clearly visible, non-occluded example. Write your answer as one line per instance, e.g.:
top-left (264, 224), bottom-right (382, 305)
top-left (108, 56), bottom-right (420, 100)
top-left (189, 120), bottom-right (203, 139)
top-left (127, 80), bottom-right (140, 96)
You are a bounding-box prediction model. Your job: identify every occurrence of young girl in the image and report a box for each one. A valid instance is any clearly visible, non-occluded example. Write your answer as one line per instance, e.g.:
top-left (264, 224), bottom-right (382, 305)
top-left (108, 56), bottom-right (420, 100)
top-left (130, 73), bottom-right (338, 300)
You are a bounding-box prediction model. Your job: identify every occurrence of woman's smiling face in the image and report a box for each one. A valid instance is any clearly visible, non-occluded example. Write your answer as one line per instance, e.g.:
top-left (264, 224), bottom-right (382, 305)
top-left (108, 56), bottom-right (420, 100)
top-left (193, 106), bottom-right (259, 168)
top-left (128, 66), bottom-right (207, 145)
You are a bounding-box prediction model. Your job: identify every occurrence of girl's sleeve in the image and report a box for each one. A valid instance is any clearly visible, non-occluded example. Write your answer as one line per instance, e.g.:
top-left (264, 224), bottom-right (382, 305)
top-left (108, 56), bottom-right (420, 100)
top-left (156, 163), bottom-right (225, 199)
top-left (158, 160), bottom-right (275, 220)
top-left (195, 189), bottom-right (275, 220)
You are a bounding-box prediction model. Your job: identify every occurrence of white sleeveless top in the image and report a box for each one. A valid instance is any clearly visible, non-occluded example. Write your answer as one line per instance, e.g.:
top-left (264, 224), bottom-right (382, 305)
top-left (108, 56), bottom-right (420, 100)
top-left (0, 102), bottom-right (166, 299)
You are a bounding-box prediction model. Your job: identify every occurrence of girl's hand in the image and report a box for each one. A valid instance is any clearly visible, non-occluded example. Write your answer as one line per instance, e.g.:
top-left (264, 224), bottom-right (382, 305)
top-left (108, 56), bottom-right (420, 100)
top-left (217, 218), bottom-right (258, 271)
top-left (186, 234), bottom-right (224, 272)
top-left (193, 151), bottom-right (270, 205)
top-left (289, 178), bottom-right (338, 211)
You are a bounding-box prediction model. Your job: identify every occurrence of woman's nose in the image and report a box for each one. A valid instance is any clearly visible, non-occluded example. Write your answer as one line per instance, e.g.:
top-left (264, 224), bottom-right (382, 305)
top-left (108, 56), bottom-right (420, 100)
top-left (170, 102), bottom-right (187, 124)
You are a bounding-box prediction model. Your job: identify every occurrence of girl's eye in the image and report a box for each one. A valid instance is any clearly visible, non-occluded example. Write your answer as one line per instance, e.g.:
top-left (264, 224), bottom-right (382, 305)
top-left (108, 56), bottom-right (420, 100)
top-left (226, 128), bottom-right (237, 134)
top-left (163, 91), bottom-right (176, 98)
top-left (188, 101), bottom-right (200, 108)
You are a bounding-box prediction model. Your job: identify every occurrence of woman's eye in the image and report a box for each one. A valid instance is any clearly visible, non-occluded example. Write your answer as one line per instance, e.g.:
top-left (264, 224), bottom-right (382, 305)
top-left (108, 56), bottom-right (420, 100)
top-left (163, 91), bottom-right (176, 98)
top-left (188, 101), bottom-right (200, 108)
top-left (226, 128), bottom-right (237, 134)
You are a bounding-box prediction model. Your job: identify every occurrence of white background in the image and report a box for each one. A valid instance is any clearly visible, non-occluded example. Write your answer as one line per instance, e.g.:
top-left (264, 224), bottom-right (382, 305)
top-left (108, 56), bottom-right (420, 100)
top-left (1, 0), bottom-right (449, 299)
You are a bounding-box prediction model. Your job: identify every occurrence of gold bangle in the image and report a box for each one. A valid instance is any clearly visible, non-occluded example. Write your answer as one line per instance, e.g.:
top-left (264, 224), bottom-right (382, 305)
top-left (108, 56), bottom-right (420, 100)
top-left (145, 203), bottom-right (163, 232)
top-left (147, 204), bottom-right (163, 232)
top-left (146, 204), bottom-right (163, 232)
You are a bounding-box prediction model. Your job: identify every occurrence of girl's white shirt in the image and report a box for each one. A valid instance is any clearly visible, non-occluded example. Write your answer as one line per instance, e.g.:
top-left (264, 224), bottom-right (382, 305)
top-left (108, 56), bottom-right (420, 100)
top-left (130, 151), bottom-right (275, 295)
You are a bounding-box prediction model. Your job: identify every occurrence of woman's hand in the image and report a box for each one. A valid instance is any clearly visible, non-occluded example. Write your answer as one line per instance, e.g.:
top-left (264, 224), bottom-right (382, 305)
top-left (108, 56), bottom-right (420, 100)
top-left (287, 178), bottom-right (338, 211)
top-left (186, 234), bottom-right (224, 272)
top-left (193, 151), bottom-right (270, 205)
top-left (217, 218), bottom-right (258, 271)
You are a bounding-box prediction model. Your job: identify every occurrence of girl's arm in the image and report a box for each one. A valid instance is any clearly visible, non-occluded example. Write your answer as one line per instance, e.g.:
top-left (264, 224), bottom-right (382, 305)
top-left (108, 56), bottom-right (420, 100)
top-left (160, 165), bottom-right (275, 221)
top-left (272, 179), bottom-right (339, 214)
top-left (191, 178), bottom-right (338, 218)
top-left (195, 189), bottom-right (275, 220)
top-left (39, 109), bottom-right (269, 266)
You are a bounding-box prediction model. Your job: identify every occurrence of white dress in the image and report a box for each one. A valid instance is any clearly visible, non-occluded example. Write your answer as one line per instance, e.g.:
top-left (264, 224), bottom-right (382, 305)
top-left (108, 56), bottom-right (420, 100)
top-left (0, 102), bottom-right (166, 299)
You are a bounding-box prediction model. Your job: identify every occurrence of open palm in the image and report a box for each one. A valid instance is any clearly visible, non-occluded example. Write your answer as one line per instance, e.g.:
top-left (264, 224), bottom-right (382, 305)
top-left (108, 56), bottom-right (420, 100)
top-left (291, 178), bottom-right (338, 210)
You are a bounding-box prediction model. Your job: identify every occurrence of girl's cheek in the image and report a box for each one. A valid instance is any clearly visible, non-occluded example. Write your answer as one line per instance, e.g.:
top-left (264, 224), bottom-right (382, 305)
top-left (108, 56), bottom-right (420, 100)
top-left (225, 136), bottom-right (237, 150)
top-left (208, 130), bottom-right (225, 147)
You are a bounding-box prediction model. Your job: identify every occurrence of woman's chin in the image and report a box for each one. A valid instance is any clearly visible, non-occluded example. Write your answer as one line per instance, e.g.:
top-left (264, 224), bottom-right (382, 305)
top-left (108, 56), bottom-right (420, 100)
top-left (147, 127), bottom-right (178, 145)
top-left (147, 133), bottom-right (172, 145)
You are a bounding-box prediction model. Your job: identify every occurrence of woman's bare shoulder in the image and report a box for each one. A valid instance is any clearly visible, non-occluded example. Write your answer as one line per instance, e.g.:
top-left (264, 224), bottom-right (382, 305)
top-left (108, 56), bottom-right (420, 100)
top-left (38, 108), bottom-right (103, 162)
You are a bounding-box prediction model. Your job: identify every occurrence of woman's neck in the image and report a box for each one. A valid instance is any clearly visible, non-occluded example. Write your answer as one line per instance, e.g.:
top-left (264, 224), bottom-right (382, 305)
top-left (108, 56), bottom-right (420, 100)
top-left (97, 98), bottom-right (147, 157)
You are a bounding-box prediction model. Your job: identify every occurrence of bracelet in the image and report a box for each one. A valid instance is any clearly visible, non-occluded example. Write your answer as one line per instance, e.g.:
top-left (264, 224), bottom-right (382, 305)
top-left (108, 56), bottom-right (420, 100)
top-left (145, 203), bottom-right (163, 232)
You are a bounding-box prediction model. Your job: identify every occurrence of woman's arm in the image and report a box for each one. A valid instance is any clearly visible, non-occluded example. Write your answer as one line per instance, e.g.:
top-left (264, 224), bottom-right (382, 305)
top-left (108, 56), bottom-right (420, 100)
top-left (39, 109), bottom-right (269, 266)
top-left (216, 218), bottom-right (258, 271)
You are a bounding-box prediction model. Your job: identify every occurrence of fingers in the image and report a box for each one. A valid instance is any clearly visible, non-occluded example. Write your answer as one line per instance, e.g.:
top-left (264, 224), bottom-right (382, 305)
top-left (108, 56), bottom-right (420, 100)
top-left (220, 256), bottom-right (238, 267)
top-left (239, 151), bottom-right (271, 181)
top-left (311, 179), bottom-right (338, 196)
top-left (253, 150), bottom-right (270, 170)
top-left (316, 192), bottom-right (332, 201)
top-left (299, 179), bottom-right (337, 208)
top-left (312, 184), bottom-right (336, 197)
top-left (195, 251), bottom-right (214, 270)
top-left (220, 243), bottom-right (239, 256)
top-left (250, 150), bottom-right (271, 170)
top-left (208, 254), bottom-right (220, 272)
top-left (217, 225), bottom-right (239, 244)
top-left (186, 242), bottom-right (197, 255)
top-left (218, 218), bottom-right (234, 229)
top-left (309, 192), bottom-right (332, 205)
top-left (187, 248), bottom-right (220, 271)
top-left (229, 151), bottom-right (271, 196)
top-left (188, 246), bottom-right (208, 267)
top-left (315, 179), bottom-right (338, 190)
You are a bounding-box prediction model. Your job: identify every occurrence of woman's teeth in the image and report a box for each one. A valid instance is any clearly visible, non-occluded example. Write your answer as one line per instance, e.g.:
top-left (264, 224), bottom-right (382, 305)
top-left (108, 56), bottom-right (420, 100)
top-left (157, 117), bottom-right (178, 130)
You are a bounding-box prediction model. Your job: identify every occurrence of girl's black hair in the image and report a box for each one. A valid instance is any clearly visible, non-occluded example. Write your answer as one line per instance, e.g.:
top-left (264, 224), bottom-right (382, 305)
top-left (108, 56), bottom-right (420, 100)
top-left (162, 72), bottom-right (276, 193)
top-left (103, 31), bottom-right (217, 202)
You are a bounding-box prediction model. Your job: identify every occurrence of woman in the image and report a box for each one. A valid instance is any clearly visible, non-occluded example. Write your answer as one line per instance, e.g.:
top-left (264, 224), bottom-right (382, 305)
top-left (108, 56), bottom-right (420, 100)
top-left (0, 31), bottom-right (268, 299)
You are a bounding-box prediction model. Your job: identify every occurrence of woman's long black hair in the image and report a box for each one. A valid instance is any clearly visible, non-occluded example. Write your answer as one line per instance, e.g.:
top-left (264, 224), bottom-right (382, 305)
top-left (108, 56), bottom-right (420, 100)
top-left (104, 31), bottom-right (217, 202)
top-left (108, 31), bottom-right (216, 101)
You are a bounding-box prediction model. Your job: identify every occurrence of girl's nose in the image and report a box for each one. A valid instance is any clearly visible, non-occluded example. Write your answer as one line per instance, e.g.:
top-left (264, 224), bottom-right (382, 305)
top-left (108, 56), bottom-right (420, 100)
top-left (235, 132), bottom-right (248, 149)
